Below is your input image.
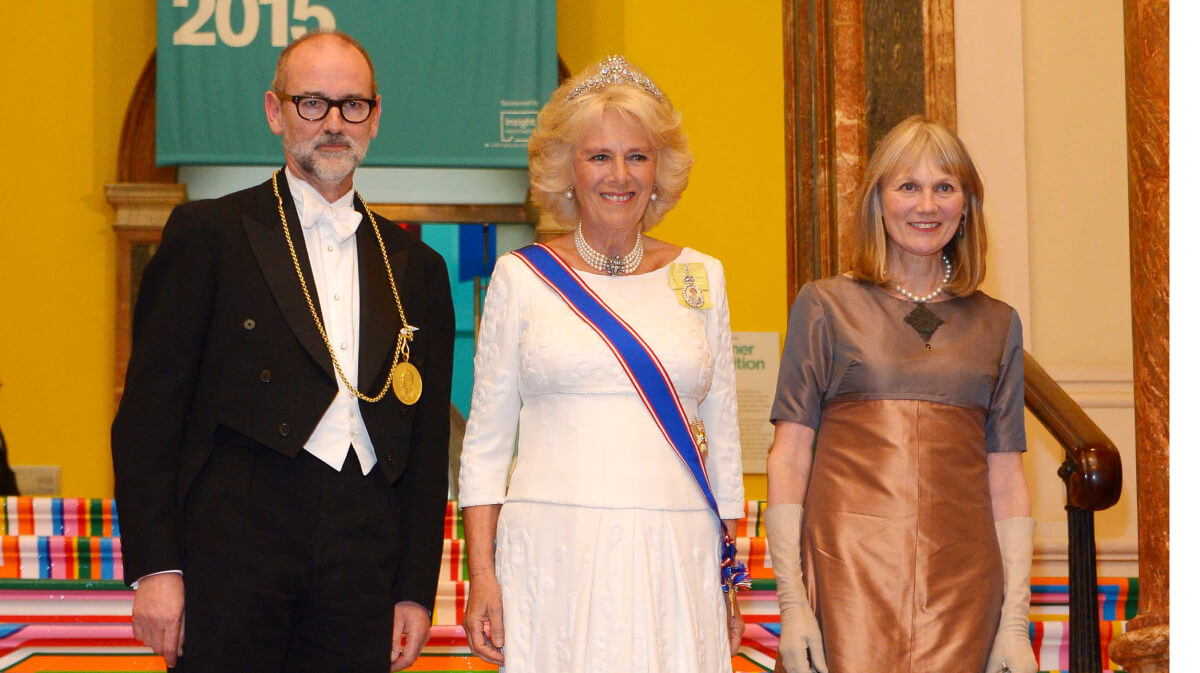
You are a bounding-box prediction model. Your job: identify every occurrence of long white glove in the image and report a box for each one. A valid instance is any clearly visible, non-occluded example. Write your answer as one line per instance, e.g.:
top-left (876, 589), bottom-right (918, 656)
top-left (985, 517), bottom-right (1038, 673)
top-left (764, 504), bottom-right (828, 673)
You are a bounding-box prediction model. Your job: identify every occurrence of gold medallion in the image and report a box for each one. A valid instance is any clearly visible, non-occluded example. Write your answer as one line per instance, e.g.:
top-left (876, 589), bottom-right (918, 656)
top-left (690, 417), bottom-right (708, 462)
top-left (392, 361), bottom-right (423, 405)
top-left (270, 172), bottom-right (419, 404)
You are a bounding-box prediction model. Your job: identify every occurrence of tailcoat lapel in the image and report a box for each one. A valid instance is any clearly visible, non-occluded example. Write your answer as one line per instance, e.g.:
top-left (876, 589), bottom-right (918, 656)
top-left (356, 197), bottom-right (408, 391)
top-left (242, 174), bottom-right (336, 381)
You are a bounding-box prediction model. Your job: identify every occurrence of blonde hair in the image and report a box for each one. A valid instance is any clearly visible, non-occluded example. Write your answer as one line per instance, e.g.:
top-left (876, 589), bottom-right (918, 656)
top-left (528, 59), bottom-right (693, 229)
top-left (272, 30), bottom-right (378, 97)
top-left (850, 115), bottom-right (988, 296)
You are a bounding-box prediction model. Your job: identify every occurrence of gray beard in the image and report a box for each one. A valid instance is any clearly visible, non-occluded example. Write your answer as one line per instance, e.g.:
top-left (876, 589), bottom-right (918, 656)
top-left (289, 133), bottom-right (366, 184)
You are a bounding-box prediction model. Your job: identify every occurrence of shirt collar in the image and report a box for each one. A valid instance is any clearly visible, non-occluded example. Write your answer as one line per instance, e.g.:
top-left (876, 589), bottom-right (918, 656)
top-left (284, 166), bottom-right (356, 220)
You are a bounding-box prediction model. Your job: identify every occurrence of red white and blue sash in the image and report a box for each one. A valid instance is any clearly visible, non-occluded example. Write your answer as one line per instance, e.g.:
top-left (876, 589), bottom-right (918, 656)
top-left (510, 244), bottom-right (750, 594)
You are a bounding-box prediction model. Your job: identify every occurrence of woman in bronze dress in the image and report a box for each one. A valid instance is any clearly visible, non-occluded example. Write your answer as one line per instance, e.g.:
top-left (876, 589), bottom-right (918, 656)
top-left (765, 116), bottom-right (1037, 673)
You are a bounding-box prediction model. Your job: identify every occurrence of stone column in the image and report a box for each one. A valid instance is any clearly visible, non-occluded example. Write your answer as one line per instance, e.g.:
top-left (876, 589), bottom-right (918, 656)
top-left (1108, 0), bottom-right (1168, 671)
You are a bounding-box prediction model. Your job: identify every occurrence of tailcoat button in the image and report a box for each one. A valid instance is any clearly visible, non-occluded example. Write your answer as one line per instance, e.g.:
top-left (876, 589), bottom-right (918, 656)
top-left (278, 423), bottom-right (291, 437)
top-left (243, 318), bottom-right (256, 330)
top-left (260, 369), bottom-right (272, 383)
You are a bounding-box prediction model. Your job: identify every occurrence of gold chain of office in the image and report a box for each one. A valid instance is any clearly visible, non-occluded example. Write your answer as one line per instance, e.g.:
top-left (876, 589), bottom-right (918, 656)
top-left (271, 170), bottom-right (416, 403)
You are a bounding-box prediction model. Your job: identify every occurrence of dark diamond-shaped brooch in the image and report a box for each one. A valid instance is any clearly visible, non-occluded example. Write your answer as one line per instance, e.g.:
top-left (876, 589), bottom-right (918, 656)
top-left (904, 303), bottom-right (944, 345)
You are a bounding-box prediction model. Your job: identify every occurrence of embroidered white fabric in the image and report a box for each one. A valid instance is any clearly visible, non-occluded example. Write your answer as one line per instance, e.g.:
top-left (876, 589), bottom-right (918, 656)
top-left (458, 248), bottom-right (744, 673)
top-left (458, 248), bottom-right (744, 515)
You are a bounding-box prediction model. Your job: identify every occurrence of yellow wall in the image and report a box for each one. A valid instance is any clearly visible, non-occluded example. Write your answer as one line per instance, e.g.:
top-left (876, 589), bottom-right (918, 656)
top-left (0, 2), bottom-right (157, 496)
top-left (1021, 0), bottom-right (1136, 554)
top-left (1023, 0), bottom-right (1132, 370)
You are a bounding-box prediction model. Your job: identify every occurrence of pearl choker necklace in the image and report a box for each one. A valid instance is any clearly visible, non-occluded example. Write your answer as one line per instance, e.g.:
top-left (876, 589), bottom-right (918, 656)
top-left (575, 223), bottom-right (644, 276)
top-left (894, 254), bottom-right (952, 303)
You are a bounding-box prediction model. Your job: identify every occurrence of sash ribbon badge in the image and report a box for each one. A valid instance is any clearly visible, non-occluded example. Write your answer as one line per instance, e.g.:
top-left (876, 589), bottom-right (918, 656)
top-left (668, 263), bottom-right (712, 309)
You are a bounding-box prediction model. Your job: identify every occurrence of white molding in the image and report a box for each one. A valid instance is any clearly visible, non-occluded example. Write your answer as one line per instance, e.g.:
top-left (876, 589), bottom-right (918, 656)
top-left (1041, 366), bottom-right (1134, 409)
top-left (1035, 537), bottom-right (1138, 563)
top-left (1033, 537), bottom-right (1139, 577)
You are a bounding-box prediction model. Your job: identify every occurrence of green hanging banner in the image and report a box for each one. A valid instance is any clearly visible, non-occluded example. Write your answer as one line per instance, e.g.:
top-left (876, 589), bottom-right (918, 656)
top-left (156, 0), bottom-right (556, 168)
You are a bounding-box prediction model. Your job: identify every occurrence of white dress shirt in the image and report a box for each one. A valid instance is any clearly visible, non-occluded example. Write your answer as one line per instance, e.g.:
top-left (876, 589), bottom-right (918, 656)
top-left (285, 168), bottom-right (377, 474)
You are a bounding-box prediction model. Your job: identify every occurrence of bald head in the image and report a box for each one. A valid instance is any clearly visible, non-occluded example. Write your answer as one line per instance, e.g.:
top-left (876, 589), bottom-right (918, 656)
top-left (272, 30), bottom-right (377, 97)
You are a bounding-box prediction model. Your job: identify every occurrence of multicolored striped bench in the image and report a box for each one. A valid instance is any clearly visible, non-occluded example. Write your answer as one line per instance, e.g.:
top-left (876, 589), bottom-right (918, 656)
top-left (0, 498), bottom-right (1134, 672)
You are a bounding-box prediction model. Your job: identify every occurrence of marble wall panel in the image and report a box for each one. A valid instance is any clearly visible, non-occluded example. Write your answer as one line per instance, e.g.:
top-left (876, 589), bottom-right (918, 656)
top-left (864, 0), bottom-right (926, 154)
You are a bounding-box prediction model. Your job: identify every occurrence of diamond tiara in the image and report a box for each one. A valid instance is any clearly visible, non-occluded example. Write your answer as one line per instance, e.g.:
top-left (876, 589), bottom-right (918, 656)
top-left (565, 55), bottom-right (665, 102)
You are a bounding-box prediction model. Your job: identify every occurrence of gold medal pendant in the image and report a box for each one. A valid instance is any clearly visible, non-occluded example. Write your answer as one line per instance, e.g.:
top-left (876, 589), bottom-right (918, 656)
top-left (392, 361), bottom-right (423, 405)
top-left (689, 418), bottom-right (708, 462)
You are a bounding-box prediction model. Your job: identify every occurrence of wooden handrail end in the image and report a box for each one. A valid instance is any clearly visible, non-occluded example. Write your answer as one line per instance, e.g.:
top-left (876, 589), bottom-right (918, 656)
top-left (1061, 444), bottom-right (1123, 512)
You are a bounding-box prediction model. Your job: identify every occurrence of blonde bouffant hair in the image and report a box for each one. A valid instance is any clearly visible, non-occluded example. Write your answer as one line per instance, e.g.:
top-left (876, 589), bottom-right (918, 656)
top-left (850, 115), bottom-right (988, 296)
top-left (528, 58), bottom-right (694, 230)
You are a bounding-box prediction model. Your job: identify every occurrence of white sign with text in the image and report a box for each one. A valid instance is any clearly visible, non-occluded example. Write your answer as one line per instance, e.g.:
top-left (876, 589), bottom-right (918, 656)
top-left (731, 331), bottom-right (781, 475)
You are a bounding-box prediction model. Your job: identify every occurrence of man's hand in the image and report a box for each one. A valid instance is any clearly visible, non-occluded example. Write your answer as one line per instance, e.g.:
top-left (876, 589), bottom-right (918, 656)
top-left (131, 573), bottom-right (185, 667)
top-left (391, 601), bottom-right (432, 670)
top-left (463, 571), bottom-right (505, 664)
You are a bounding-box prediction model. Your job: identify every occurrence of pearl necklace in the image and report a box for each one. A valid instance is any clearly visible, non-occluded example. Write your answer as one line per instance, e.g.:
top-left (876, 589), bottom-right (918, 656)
top-left (894, 255), bottom-right (952, 303)
top-left (575, 223), bottom-right (644, 276)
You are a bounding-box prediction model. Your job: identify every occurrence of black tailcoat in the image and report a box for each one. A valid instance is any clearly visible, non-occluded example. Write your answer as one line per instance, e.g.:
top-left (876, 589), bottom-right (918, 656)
top-left (111, 174), bottom-right (453, 611)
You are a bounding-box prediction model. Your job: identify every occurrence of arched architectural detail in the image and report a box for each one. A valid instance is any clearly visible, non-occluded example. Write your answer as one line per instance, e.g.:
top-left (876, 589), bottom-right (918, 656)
top-left (117, 50), bottom-right (178, 184)
top-left (107, 50), bottom-right (188, 408)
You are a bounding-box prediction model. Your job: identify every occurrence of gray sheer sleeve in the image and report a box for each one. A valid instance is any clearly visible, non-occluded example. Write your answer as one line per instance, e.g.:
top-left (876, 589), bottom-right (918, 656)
top-left (985, 309), bottom-right (1027, 453)
top-left (770, 282), bottom-right (833, 430)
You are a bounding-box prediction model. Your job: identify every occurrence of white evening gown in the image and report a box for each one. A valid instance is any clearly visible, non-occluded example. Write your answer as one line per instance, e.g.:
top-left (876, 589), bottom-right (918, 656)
top-left (459, 248), bottom-right (744, 673)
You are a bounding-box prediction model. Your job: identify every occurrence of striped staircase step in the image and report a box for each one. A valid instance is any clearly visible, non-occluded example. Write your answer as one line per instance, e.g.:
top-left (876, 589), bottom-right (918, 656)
top-left (0, 498), bottom-right (1136, 672)
top-left (1027, 577), bottom-right (1136, 672)
top-left (0, 498), bottom-right (117, 537)
top-left (0, 537), bottom-right (123, 581)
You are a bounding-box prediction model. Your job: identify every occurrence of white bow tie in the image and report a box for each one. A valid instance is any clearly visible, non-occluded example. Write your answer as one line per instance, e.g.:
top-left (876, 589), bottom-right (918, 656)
top-left (301, 190), bottom-right (362, 243)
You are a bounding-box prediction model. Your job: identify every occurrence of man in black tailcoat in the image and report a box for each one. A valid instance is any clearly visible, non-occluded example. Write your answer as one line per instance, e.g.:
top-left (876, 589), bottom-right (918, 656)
top-left (111, 30), bottom-right (453, 672)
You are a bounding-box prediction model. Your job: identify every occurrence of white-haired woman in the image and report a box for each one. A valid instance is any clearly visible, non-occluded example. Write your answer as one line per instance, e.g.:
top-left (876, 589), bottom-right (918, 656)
top-left (766, 116), bottom-right (1037, 673)
top-left (458, 56), bottom-right (745, 672)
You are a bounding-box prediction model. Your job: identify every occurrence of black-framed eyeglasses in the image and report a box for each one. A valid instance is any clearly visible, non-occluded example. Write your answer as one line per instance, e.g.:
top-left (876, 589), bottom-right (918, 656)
top-left (283, 94), bottom-right (377, 123)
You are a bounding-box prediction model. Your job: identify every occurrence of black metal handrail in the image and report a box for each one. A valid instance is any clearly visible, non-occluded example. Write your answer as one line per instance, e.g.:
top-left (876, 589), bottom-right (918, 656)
top-left (1023, 351), bottom-right (1123, 673)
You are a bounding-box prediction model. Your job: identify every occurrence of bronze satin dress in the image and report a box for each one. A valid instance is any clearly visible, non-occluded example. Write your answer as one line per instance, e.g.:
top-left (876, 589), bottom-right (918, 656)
top-left (771, 276), bottom-right (1026, 673)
